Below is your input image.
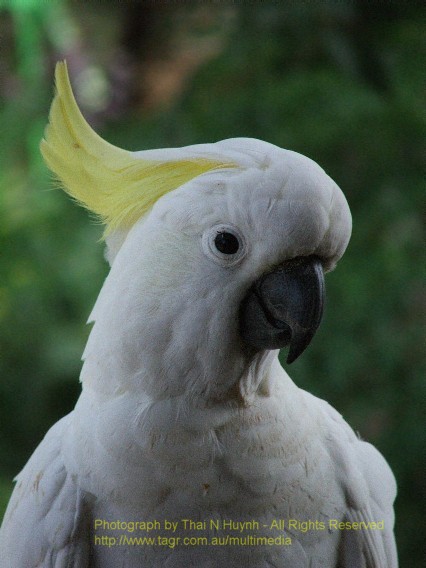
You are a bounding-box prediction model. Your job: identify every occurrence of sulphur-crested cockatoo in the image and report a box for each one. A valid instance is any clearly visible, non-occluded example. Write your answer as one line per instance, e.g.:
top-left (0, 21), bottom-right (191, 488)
top-left (0, 62), bottom-right (398, 567)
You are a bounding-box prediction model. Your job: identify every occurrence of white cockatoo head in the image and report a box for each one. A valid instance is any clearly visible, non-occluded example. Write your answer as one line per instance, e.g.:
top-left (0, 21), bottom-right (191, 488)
top-left (41, 62), bottom-right (351, 403)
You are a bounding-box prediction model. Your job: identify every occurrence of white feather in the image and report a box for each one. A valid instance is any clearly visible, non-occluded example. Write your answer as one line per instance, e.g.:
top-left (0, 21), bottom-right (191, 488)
top-left (1, 138), bottom-right (397, 567)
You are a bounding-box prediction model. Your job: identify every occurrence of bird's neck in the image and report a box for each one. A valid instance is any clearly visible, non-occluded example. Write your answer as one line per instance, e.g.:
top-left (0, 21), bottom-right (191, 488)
top-left (80, 341), bottom-right (279, 406)
top-left (79, 290), bottom-right (279, 404)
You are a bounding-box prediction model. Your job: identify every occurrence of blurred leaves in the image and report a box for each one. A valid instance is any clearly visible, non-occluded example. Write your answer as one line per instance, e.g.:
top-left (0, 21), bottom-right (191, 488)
top-left (0, 2), bottom-right (424, 566)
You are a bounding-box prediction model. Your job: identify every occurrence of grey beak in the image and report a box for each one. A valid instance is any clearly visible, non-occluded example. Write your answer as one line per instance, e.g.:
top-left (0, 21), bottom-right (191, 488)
top-left (239, 256), bottom-right (325, 364)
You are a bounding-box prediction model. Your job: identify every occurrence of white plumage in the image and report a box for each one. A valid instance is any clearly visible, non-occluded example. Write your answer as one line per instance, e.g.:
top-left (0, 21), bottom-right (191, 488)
top-left (0, 64), bottom-right (397, 567)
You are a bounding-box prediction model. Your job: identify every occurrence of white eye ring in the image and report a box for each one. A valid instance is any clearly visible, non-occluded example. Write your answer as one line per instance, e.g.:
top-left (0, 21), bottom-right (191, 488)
top-left (201, 224), bottom-right (247, 267)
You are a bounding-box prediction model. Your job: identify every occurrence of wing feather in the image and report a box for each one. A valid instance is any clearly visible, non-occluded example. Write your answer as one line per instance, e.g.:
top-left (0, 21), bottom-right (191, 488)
top-left (321, 403), bottom-right (398, 568)
top-left (0, 414), bottom-right (91, 568)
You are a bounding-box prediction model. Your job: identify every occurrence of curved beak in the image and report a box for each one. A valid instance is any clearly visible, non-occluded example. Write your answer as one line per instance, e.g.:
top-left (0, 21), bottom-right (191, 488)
top-left (239, 256), bottom-right (325, 364)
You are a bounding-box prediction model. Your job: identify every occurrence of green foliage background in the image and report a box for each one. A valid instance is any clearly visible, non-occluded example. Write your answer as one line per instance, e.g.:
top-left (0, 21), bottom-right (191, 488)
top-left (0, 2), bottom-right (423, 565)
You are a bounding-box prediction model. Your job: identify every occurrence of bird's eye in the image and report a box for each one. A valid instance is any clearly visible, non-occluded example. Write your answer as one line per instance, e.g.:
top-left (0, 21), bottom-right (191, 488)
top-left (214, 231), bottom-right (239, 255)
top-left (202, 224), bottom-right (247, 267)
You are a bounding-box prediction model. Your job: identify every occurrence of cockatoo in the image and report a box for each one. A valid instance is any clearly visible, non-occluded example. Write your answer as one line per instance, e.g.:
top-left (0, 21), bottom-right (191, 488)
top-left (0, 62), bottom-right (398, 568)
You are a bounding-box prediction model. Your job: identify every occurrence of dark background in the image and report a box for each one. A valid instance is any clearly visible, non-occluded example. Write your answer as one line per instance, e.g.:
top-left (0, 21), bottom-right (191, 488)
top-left (0, 2), bottom-right (424, 565)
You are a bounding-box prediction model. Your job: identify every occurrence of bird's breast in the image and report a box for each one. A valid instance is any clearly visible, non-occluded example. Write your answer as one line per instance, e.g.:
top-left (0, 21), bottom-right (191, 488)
top-left (89, 402), bottom-right (343, 567)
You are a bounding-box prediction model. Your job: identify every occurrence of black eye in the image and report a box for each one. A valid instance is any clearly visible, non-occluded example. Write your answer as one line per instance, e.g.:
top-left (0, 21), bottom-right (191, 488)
top-left (214, 231), bottom-right (240, 255)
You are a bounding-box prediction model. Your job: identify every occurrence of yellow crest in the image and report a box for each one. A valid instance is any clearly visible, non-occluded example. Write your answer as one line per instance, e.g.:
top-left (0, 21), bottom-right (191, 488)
top-left (41, 61), bottom-right (234, 236)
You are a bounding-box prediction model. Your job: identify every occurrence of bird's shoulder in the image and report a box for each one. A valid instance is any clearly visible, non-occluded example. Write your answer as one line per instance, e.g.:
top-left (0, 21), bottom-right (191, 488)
top-left (311, 395), bottom-right (397, 508)
top-left (0, 413), bottom-right (92, 568)
top-left (304, 392), bottom-right (398, 567)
